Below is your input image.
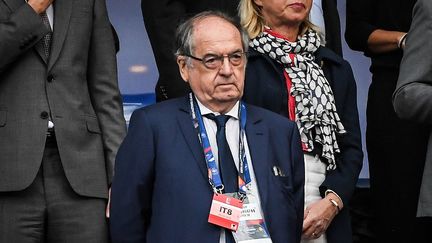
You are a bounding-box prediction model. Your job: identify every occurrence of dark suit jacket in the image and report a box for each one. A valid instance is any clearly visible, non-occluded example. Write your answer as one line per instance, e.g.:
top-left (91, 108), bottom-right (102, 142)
top-left (243, 47), bottom-right (363, 243)
top-left (393, 0), bottom-right (432, 217)
top-left (0, 0), bottom-right (126, 198)
top-left (110, 97), bottom-right (305, 243)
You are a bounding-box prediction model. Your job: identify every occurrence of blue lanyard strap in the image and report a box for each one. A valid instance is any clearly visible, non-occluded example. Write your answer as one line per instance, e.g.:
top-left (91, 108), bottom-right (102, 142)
top-left (238, 102), bottom-right (251, 193)
top-left (189, 93), bottom-right (252, 195)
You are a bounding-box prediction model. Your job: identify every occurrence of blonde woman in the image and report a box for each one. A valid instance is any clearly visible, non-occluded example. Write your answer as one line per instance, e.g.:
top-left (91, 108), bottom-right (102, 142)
top-left (239, 1), bottom-right (363, 242)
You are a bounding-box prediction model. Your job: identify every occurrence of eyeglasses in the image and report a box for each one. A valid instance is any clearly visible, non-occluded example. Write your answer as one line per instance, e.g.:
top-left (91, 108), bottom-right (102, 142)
top-left (184, 52), bottom-right (246, 69)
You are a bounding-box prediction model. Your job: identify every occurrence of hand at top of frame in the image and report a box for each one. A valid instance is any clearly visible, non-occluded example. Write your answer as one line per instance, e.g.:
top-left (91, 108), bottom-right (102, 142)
top-left (27, 0), bottom-right (54, 14)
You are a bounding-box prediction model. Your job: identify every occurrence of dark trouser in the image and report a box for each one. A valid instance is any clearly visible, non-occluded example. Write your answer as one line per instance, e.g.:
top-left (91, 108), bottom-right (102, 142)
top-left (0, 135), bottom-right (109, 243)
top-left (367, 69), bottom-right (432, 243)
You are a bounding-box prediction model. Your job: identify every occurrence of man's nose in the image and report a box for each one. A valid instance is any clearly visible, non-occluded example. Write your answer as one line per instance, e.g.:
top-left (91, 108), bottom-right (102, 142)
top-left (218, 56), bottom-right (234, 76)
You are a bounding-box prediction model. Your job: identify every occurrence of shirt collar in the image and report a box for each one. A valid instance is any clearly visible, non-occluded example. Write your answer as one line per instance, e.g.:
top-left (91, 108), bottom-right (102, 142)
top-left (195, 98), bottom-right (240, 120)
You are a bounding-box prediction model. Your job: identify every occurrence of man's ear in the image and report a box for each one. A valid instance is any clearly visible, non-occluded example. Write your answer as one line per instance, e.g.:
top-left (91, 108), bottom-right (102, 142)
top-left (177, 56), bottom-right (190, 83)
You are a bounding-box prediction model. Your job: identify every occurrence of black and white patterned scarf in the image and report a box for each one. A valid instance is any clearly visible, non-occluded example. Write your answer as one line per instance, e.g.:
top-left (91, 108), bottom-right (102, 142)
top-left (250, 28), bottom-right (345, 170)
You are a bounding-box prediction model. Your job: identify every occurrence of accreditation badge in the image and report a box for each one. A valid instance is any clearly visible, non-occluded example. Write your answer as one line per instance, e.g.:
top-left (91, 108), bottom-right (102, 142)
top-left (208, 193), bottom-right (243, 231)
top-left (232, 197), bottom-right (272, 243)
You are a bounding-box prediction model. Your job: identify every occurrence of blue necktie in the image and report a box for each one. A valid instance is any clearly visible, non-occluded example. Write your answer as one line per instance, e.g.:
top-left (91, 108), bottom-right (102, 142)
top-left (206, 114), bottom-right (237, 243)
top-left (206, 114), bottom-right (238, 193)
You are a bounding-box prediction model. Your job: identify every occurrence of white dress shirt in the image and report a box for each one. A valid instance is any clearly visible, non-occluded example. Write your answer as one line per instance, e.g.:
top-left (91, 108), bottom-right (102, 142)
top-left (46, 4), bottom-right (54, 30)
top-left (196, 99), bottom-right (271, 243)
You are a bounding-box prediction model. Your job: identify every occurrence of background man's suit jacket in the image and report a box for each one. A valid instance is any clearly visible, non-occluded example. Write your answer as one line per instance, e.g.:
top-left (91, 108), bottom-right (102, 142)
top-left (0, 0), bottom-right (126, 199)
top-left (142, 0), bottom-right (240, 101)
top-left (322, 0), bottom-right (342, 56)
top-left (110, 97), bottom-right (305, 243)
top-left (393, 0), bottom-right (432, 217)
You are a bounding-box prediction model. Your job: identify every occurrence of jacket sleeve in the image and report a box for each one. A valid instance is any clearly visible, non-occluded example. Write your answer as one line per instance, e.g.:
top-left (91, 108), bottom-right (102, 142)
top-left (87, 0), bottom-right (127, 184)
top-left (320, 60), bottom-right (363, 205)
top-left (110, 109), bottom-right (155, 243)
top-left (345, 0), bottom-right (377, 53)
top-left (322, 0), bottom-right (342, 56)
top-left (0, 3), bottom-right (49, 74)
top-left (393, 0), bottom-right (432, 125)
top-left (290, 124), bottom-right (305, 243)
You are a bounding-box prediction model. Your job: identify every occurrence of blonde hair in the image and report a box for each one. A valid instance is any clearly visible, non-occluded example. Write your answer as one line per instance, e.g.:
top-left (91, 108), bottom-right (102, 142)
top-left (238, 0), bottom-right (318, 39)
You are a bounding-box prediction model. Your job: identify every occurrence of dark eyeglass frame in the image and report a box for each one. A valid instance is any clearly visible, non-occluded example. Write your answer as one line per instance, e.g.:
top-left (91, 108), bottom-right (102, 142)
top-left (184, 51), bottom-right (246, 69)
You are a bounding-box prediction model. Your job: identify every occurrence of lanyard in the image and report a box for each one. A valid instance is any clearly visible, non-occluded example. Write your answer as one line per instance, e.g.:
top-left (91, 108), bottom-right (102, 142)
top-left (189, 93), bottom-right (252, 196)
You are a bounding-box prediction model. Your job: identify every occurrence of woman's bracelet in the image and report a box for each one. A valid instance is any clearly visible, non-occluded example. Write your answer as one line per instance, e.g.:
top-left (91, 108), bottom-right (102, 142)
top-left (328, 198), bottom-right (340, 214)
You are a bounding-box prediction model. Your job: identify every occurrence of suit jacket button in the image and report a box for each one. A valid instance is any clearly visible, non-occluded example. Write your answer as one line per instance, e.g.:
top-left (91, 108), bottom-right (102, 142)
top-left (40, 111), bottom-right (49, 119)
top-left (47, 75), bottom-right (54, 82)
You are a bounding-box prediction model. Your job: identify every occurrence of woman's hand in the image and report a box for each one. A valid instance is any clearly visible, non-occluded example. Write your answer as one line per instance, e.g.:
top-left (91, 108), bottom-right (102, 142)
top-left (302, 196), bottom-right (340, 240)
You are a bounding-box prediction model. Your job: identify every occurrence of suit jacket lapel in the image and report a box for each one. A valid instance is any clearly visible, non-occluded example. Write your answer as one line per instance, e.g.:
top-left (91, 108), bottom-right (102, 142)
top-left (48, 0), bottom-right (72, 71)
top-left (245, 107), bottom-right (269, 208)
top-left (177, 98), bottom-right (208, 181)
top-left (35, 40), bottom-right (48, 64)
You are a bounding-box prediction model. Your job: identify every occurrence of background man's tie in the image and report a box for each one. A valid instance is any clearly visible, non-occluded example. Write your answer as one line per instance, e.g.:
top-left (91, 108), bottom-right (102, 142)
top-left (40, 11), bottom-right (52, 57)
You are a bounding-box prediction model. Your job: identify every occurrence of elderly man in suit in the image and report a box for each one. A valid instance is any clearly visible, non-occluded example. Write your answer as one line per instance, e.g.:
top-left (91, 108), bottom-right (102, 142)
top-left (110, 11), bottom-right (305, 243)
top-left (0, 0), bottom-right (126, 242)
top-left (393, 0), bottom-right (432, 237)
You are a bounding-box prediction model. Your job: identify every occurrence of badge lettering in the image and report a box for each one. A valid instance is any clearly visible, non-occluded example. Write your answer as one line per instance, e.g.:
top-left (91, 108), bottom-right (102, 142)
top-left (220, 206), bottom-right (232, 215)
top-left (208, 194), bottom-right (243, 231)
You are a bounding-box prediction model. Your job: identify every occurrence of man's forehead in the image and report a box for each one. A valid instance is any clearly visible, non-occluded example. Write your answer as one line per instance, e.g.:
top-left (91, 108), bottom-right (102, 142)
top-left (193, 17), bottom-right (242, 53)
